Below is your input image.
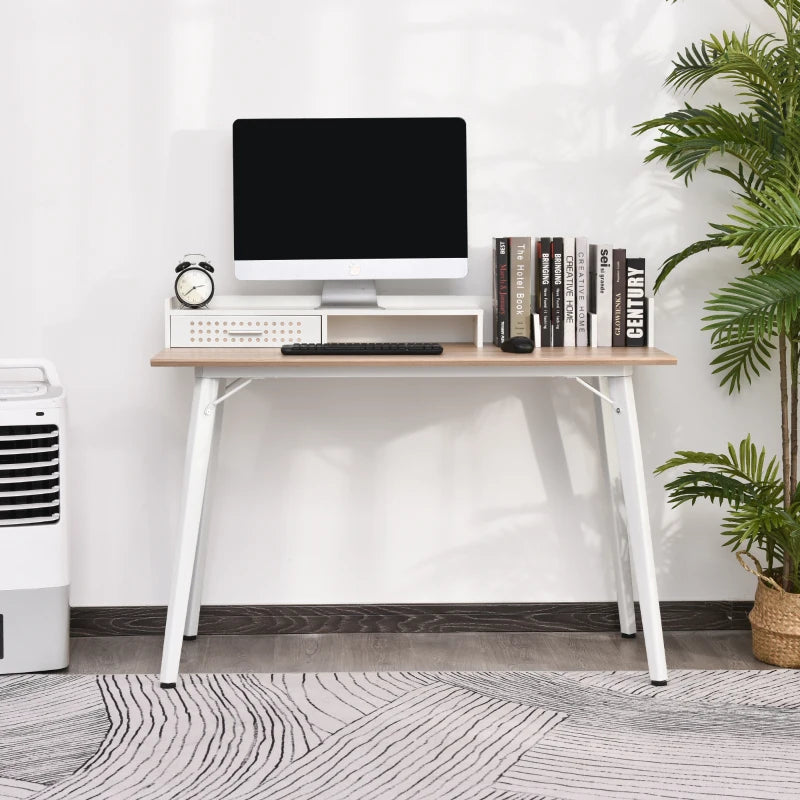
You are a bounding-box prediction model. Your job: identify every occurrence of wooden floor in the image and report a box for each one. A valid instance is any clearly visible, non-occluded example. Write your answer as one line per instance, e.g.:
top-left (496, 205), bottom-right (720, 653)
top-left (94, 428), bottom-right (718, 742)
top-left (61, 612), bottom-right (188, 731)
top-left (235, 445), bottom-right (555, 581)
top-left (67, 631), bottom-right (768, 674)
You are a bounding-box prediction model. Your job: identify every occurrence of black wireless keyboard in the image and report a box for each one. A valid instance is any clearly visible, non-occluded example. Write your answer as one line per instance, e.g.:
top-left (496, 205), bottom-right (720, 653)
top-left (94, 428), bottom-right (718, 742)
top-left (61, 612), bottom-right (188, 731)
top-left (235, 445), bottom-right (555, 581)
top-left (281, 342), bottom-right (444, 356)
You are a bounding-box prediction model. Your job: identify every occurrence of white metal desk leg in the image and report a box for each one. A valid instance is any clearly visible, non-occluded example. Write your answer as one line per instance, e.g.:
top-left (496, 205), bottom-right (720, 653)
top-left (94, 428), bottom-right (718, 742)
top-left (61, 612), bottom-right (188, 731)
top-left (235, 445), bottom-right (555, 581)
top-left (606, 374), bottom-right (668, 686)
top-left (597, 376), bottom-right (637, 637)
top-left (159, 375), bottom-right (222, 688)
top-left (184, 380), bottom-right (225, 640)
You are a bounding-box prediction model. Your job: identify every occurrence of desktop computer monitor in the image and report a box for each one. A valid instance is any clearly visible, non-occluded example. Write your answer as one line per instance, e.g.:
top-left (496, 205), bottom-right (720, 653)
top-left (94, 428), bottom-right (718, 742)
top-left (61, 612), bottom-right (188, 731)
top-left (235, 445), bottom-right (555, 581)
top-left (232, 117), bottom-right (468, 305)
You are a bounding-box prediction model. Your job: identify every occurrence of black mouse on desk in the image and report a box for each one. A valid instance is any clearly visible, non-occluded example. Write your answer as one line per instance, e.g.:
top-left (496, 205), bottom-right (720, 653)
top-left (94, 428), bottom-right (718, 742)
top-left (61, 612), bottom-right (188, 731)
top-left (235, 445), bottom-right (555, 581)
top-left (501, 336), bottom-right (534, 354)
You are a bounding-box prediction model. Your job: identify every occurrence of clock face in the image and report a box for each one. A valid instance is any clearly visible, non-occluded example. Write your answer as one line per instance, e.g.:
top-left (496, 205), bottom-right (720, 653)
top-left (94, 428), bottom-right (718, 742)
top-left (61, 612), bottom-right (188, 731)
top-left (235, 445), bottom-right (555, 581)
top-left (175, 267), bottom-right (214, 307)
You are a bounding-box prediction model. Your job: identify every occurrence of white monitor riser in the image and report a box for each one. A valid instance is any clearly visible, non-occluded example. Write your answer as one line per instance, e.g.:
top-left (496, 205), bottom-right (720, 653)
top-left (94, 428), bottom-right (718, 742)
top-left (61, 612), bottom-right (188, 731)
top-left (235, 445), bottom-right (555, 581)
top-left (165, 296), bottom-right (485, 348)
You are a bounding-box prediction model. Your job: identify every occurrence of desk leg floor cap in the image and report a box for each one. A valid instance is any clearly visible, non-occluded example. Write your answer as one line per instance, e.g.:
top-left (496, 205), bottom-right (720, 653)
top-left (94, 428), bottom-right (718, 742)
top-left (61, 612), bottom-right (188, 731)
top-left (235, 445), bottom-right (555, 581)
top-left (183, 635), bottom-right (197, 641)
top-left (621, 632), bottom-right (637, 639)
top-left (160, 682), bottom-right (176, 689)
top-left (651, 680), bottom-right (668, 686)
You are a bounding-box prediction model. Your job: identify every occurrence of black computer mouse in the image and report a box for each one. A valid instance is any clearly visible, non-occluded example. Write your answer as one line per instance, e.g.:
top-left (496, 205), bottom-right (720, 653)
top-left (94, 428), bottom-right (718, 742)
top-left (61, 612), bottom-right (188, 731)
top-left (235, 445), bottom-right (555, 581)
top-left (501, 336), bottom-right (534, 353)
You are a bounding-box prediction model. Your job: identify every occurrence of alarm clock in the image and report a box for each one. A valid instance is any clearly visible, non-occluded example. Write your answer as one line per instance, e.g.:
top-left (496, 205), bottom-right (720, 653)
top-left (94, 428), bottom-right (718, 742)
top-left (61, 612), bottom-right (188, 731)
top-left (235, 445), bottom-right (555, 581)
top-left (174, 254), bottom-right (215, 308)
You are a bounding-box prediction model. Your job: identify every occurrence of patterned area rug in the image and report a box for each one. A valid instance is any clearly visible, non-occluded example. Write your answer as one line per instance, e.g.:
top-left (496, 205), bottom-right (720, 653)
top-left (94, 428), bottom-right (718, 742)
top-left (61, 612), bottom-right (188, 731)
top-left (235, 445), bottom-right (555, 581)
top-left (1, 670), bottom-right (799, 799)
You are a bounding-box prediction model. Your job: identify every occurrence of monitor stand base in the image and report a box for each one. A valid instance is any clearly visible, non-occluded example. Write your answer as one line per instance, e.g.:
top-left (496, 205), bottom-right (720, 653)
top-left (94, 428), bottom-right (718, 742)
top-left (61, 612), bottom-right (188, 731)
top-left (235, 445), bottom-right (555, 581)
top-left (319, 280), bottom-right (383, 309)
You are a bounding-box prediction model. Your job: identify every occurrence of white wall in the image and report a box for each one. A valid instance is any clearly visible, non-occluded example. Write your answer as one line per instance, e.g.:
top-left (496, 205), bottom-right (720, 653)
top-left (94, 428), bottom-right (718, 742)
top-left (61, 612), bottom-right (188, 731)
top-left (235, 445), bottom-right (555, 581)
top-left (2, 0), bottom-right (779, 605)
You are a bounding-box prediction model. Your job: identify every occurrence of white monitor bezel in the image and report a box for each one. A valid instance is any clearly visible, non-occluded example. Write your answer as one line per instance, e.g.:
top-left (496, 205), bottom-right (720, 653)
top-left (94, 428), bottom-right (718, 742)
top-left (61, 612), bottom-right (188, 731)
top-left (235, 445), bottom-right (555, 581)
top-left (234, 257), bottom-right (468, 281)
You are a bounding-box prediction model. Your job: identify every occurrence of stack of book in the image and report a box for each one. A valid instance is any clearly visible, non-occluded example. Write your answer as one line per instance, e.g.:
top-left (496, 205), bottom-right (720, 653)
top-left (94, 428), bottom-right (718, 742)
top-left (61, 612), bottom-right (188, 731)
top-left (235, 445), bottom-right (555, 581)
top-left (492, 237), bottom-right (655, 348)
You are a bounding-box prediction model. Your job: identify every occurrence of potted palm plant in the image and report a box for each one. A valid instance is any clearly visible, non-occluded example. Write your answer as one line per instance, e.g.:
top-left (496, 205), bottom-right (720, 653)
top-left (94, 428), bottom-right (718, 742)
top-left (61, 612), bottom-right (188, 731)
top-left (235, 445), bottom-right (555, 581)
top-left (633, 0), bottom-right (800, 666)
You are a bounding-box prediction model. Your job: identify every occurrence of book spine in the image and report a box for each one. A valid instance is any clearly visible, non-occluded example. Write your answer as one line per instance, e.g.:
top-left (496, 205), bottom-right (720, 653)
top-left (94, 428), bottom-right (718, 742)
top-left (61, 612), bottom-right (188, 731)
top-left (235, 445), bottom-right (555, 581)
top-left (612, 248), bottom-right (626, 347)
top-left (563, 237), bottom-right (576, 347)
top-left (594, 244), bottom-right (613, 347)
top-left (530, 237), bottom-right (538, 343)
top-left (551, 237), bottom-right (564, 347)
top-left (589, 313), bottom-right (598, 348)
top-left (625, 257), bottom-right (647, 347)
top-left (493, 238), bottom-right (510, 345)
top-left (510, 237), bottom-right (532, 338)
top-left (492, 238), bottom-right (498, 345)
top-left (589, 244), bottom-right (598, 345)
top-left (575, 236), bottom-right (589, 346)
top-left (539, 237), bottom-right (552, 346)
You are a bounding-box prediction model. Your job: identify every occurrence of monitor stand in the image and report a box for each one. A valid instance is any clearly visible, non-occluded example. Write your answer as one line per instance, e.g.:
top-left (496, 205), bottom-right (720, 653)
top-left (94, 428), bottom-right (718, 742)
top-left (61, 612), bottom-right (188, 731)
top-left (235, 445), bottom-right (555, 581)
top-left (319, 280), bottom-right (383, 309)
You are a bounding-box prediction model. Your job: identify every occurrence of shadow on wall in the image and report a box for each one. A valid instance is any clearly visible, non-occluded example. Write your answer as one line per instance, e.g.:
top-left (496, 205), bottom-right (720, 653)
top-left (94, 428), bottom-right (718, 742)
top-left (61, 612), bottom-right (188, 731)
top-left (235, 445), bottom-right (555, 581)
top-left (410, 376), bottom-right (617, 601)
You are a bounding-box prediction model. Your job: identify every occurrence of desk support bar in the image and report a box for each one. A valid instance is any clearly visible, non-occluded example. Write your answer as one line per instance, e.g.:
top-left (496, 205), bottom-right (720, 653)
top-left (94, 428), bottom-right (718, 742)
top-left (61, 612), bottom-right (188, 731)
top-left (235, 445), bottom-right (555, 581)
top-left (160, 376), bottom-right (223, 687)
top-left (205, 378), bottom-right (252, 415)
top-left (607, 375), bottom-right (668, 685)
top-left (575, 377), bottom-right (618, 410)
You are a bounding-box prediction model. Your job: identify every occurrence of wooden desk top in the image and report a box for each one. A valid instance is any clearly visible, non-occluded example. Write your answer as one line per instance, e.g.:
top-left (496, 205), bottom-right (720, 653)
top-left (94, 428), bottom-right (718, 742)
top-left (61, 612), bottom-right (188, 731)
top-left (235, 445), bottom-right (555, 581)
top-left (151, 344), bottom-right (677, 368)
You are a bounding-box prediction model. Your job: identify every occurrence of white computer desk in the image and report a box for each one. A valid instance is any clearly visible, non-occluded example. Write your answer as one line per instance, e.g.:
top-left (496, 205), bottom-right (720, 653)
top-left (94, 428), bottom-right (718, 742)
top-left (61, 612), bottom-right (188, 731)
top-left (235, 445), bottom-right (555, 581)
top-left (151, 344), bottom-right (678, 687)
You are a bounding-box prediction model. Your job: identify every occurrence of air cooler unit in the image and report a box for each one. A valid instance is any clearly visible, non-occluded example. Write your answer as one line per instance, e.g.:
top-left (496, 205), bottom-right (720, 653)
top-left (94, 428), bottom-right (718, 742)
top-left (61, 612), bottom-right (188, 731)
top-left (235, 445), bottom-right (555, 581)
top-left (0, 360), bottom-right (69, 673)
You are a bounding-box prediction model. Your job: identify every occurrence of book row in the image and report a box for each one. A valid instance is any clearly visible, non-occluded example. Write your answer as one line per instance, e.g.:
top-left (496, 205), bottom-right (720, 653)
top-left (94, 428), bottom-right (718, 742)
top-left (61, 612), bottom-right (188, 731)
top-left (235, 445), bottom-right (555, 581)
top-left (492, 237), bottom-right (655, 348)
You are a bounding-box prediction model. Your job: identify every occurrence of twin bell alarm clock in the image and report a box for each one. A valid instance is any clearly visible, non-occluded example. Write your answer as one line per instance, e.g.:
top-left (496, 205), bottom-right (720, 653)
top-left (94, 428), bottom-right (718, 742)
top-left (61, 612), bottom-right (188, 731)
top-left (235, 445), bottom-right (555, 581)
top-left (174, 254), bottom-right (215, 308)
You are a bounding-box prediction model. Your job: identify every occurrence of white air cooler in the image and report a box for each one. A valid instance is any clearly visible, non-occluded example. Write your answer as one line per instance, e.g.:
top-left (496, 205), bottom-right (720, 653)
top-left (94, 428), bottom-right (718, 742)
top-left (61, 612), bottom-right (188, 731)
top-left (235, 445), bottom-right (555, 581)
top-left (0, 360), bottom-right (69, 673)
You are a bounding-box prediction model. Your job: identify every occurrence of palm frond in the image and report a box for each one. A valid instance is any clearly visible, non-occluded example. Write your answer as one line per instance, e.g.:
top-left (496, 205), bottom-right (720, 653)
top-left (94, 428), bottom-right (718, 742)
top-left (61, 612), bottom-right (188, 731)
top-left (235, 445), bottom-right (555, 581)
top-left (655, 449), bottom-right (733, 475)
top-left (661, 470), bottom-right (762, 507)
top-left (707, 336), bottom-right (776, 392)
top-left (653, 236), bottom-right (729, 292)
top-left (656, 437), bottom-right (782, 486)
top-left (665, 29), bottom-right (784, 121)
top-left (711, 182), bottom-right (800, 266)
top-left (704, 268), bottom-right (800, 337)
top-left (702, 273), bottom-right (799, 393)
top-left (711, 161), bottom-right (764, 195)
top-left (769, 1), bottom-right (800, 44)
top-left (775, 119), bottom-right (800, 183)
top-left (657, 438), bottom-right (783, 515)
top-left (721, 502), bottom-right (800, 552)
top-left (633, 104), bottom-right (779, 185)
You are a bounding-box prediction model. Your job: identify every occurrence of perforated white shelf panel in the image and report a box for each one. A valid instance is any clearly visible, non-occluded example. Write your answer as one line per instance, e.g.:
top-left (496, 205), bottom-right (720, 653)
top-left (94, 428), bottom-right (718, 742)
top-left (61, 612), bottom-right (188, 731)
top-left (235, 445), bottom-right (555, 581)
top-left (170, 314), bottom-right (322, 348)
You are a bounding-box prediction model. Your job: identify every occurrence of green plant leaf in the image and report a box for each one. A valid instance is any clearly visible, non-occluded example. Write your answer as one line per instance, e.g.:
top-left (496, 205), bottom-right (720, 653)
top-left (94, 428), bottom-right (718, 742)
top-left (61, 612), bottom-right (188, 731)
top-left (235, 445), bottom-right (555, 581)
top-left (714, 182), bottom-right (800, 265)
top-left (662, 470), bottom-right (760, 507)
top-left (633, 104), bottom-right (779, 186)
top-left (700, 268), bottom-right (800, 390)
top-left (664, 29), bottom-right (784, 122)
top-left (653, 236), bottom-right (729, 292)
top-left (656, 438), bottom-right (782, 483)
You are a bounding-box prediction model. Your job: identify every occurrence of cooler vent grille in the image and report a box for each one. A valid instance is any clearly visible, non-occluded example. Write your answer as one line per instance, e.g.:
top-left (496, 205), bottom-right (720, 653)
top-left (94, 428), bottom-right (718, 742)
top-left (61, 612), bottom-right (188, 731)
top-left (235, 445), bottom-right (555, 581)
top-left (0, 424), bottom-right (60, 526)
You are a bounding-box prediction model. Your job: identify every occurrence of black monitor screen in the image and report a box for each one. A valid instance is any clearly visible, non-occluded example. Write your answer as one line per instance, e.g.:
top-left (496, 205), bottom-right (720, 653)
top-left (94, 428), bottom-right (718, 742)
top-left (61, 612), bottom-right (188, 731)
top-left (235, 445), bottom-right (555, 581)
top-left (233, 118), bottom-right (467, 261)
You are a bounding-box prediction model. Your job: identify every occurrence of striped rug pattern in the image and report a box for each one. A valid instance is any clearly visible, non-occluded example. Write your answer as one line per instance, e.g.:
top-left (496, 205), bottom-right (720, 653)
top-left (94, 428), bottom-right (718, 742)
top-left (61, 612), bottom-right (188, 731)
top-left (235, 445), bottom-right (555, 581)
top-left (0, 670), bottom-right (798, 799)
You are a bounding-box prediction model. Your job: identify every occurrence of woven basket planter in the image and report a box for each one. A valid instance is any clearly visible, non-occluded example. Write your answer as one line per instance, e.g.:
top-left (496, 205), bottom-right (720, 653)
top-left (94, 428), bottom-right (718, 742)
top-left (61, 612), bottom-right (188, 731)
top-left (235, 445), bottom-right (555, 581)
top-left (738, 552), bottom-right (800, 668)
